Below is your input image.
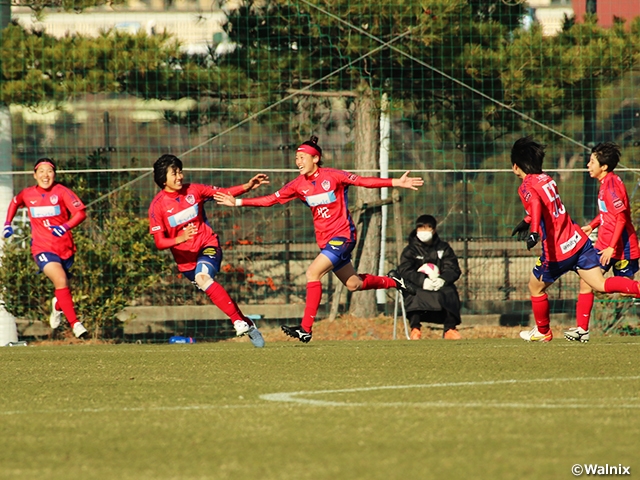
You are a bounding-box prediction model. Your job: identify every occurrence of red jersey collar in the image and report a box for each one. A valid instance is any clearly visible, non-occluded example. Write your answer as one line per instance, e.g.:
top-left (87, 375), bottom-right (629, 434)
top-left (306, 168), bottom-right (321, 180)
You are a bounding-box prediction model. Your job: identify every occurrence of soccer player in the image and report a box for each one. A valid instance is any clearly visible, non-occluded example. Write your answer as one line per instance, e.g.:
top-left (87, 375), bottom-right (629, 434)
top-left (510, 136), bottom-right (640, 342)
top-left (3, 158), bottom-right (89, 338)
top-left (149, 154), bottom-right (269, 348)
top-left (214, 136), bottom-right (423, 343)
top-left (567, 142), bottom-right (640, 343)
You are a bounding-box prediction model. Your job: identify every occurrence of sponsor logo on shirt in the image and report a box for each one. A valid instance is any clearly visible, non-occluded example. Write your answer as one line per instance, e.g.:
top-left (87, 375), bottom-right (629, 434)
top-left (186, 194), bottom-right (196, 205)
top-left (151, 226), bottom-right (161, 232)
top-left (348, 174), bottom-right (358, 181)
top-left (275, 191), bottom-right (281, 198)
top-left (560, 231), bottom-right (582, 254)
top-left (50, 195), bottom-right (58, 205)
top-left (168, 205), bottom-right (199, 227)
top-left (72, 200), bottom-right (82, 208)
top-left (29, 205), bottom-right (61, 218)
top-left (598, 199), bottom-right (608, 213)
top-left (306, 191), bottom-right (337, 207)
top-left (613, 199), bottom-right (624, 210)
top-left (321, 180), bottom-right (331, 191)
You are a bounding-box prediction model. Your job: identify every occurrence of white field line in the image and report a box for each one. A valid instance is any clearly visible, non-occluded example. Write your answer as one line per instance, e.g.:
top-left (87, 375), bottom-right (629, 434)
top-left (3, 376), bottom-right (639, 416)
top-left (259, 376), bottom-right (640, 408)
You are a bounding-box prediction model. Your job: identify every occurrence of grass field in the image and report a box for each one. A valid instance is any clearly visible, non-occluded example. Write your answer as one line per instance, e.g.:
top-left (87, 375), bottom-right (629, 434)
top-left (1, 336), bottom-right (639, 480)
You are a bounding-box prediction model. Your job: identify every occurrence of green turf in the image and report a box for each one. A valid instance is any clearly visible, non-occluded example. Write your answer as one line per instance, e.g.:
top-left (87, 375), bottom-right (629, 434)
top-left (1, 338), bottom-right (639, 480)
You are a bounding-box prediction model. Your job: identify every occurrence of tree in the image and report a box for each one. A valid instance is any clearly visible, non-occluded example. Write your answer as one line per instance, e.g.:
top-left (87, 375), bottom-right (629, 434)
top-left (219, 0), bottom-right (640, 316)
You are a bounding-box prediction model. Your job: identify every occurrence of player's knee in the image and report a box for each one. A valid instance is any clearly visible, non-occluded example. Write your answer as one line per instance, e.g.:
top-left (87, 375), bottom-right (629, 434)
top-left (345, 277), bottom-right (362, 292)
top-left (195, 272), bottom-right (213, 291)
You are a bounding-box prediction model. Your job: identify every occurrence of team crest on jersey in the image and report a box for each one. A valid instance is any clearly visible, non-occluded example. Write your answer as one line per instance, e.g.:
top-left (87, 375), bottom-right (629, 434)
top-left (50, 194), bottom-right (58, 205)
top-left (186, 194), bottom-right (196, 205)
top-left (322, 180), bottom-right (331, 191)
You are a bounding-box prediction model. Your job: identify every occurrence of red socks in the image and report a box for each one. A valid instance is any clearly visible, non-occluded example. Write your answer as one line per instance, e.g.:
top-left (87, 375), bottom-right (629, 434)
top-left (54, 287), bottom-right (78, 327)
top-left (301, 281), bottom-right (322, 333)
top-left (359, 274), bottom-right (395, 290)
top-left (531, 294), bottom-right (550, 334)
top-left (205, 282), bottom-right (245, 323)
top-left (576, 293), bottom-right (594, 330)
top-left (604, 277), bottom-right (640, 296)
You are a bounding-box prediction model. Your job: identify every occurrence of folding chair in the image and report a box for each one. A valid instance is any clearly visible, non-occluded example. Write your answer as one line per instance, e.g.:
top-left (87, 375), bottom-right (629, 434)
top-left (392, 290), bottom-right (411, 339)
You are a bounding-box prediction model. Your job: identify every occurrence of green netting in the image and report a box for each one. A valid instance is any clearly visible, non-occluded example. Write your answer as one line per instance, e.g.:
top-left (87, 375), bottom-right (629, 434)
top-left (1, 0), bottom-right (640, 342)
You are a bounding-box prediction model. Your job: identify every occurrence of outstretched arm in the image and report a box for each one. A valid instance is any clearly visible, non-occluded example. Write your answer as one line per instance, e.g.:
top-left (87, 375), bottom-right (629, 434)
top-left (353, 171), bottom-right (423, 191)
top-left (214, 191), bottom-right (281, 207)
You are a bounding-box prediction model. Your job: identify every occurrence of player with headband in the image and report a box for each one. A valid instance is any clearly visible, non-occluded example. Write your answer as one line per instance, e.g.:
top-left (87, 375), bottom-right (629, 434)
top-left (214, 135), bottom-right (423, 343)
top-left (148, 154), bottom-right (270, 347)
top-left (3, 158), bottom-right (89, 338)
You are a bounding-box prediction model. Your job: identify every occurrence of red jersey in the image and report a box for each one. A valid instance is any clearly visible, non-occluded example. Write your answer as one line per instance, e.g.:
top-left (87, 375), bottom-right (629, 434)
top-left (10, 184), bottom-right (85, 259)
top-left (518, 173), bottom-right (588, 263)
top-left (148, 183), bottom-right (246, 272)
top-left (589, 172), bottom-right (639, 260)
top-left (241, 168), bottom-right (393, 248)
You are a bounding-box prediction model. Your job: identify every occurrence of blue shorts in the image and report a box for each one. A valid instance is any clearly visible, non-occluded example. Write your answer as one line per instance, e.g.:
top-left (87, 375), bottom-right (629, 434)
top-left (532, 242), bottom-right (600, 283)
top-left (320, 237), bottom-right (355, 271)
top-left (182, 246), bottom-right (223, 283)
top-left (34, 252), bottom-right (74, 276)
top-left (602, 258), bottom-right (639, 277)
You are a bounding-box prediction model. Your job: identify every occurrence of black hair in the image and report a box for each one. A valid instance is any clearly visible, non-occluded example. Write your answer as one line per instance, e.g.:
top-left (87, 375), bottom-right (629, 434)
top-left (33, 157), bottom-right (56, 172)
top-left (510, 136), bottom-right (545, 174)
top-left (153, 154), bottom-right (183, 189)
top-left (591, 142), bottom-right (621, 172)
top-left (415, 214), bottom-right (437, 229)
top-left (299, 135), bottom-right (324, 166)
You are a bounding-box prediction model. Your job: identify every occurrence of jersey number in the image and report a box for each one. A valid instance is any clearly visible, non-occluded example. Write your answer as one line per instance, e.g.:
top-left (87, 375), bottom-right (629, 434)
top-left (317, 207), bottom-right (331, 219)
top-left (541, 180), bottom-right (566, 218)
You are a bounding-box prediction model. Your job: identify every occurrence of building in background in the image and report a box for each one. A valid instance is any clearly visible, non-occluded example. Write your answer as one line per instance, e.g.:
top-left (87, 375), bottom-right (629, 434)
top-left (572, 0), bottom-right (640, 27)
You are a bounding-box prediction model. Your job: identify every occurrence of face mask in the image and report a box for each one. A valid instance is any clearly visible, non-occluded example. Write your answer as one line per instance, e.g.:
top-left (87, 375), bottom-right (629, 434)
top-left (416, 230), bottom-right (433, 243)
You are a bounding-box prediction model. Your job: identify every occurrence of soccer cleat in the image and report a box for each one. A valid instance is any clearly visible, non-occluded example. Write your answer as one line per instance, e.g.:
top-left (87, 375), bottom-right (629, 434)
top-left (519, 326), bottom-right (553, 342)
top-left (49, 297), bottom-right (63, 329)
top-left (281, 325), bottom-right (312, 343)
top-left (387, 270), bottom-right (416, 296)
top-left (443, 328), bottom-right (462, 340)
top-left (72, 322), bottom-right (88, 339)
top-left (233, 320), bottom-right (250, 336)
top-left (564, 327), bottom-right (590, 343)
top-left (410, 328), bottom-right (422, 340)
top-left (246, 325), bottom-right (265, 348)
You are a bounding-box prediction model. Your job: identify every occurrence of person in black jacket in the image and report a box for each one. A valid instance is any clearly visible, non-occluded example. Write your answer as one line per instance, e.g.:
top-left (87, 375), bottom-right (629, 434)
top-left (396, 215), bottom-right (462, 340)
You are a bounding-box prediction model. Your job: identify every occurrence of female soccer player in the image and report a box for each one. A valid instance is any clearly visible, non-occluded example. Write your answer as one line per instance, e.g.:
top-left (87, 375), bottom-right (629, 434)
top-left (3, 158), bottom-right (88, 338)
top-left (568, 142), bottom-right (640, 343)
top-left (510, 136), bottom-right (640, 342)
top-left (214, 136), bottom-right (423, 343)
top-left (149, 154), bottom-right (269, 347)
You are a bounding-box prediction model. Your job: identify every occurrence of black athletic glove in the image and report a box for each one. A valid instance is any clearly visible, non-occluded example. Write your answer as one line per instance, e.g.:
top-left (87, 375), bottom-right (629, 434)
top-left (511, 220), bottom-right (530, 241)
top-left (526, 232), bottom-right (540, 251)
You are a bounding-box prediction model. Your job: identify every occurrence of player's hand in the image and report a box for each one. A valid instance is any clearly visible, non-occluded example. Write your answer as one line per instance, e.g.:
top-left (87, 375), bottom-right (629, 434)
top-left (214, 192), bottom-right (237, 207)
top-left (511, 220), bottom-right (530, 241)
top-left (394, 171), bottom-right (424, 191)
top-left (423, 277), bottom-right (445, 291)
top-left (245, 173), bottom-right (270, 191)
top-left (598, 246), bottom-right (614, 266)
top-left (181, 223), bottom-right (198, 243)
top-left (526, 232), bottom-right (540, 251)
top-left (581, 225), bottom-right (593, 236)
top-left (50, 224), bottom-right (70, 237)
top-left (3, 223), bottom-right (13, 239)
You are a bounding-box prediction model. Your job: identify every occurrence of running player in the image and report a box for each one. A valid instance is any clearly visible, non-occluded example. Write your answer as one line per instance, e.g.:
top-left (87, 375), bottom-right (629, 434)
top-left (149, 154), bottom-right (269, 347)
top-left (566, 142), bottom-right (640, 343)
top-left (510, 136), bottom-right (640, 342)
top-left (214, 136), bottom-right (422, 343)
top-left (3, 158), bottom-right (89, 338)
